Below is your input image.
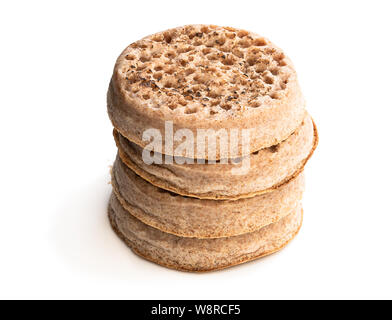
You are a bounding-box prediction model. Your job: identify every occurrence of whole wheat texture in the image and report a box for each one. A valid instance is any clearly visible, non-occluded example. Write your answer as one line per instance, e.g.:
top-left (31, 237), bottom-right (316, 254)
top-left (112, 154), bottom-right (305, 238)
top-left (109, 193), bottom-right (303, 272)
top-left (114, 113), bottom-right (317, 199)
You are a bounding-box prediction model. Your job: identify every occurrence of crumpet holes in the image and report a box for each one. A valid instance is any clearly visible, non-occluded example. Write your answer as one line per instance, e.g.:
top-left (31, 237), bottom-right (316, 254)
top-left (237, 30), bottom-right (249, 38)
top-left (239, 39), bottom-right (251, 48)
top-left (263, 75), bottom-right (274, 84)
top-left (255, 64), bottom-right (266, 73)
top-left (165, 51), bottom-right (176, 59)
top-left (247, 56), bottom-right (258, 66)
top-left (164, 79), bottom-right (176, 88)
top-left (273, 52), bottom-right (285, 61)
top-left (185, 107), bottom-right (198, 114)
top-left (215, 36), bottom-right (226, 46)
top-left (254, 38), bottom-right (267, 46)
top-left (221, 55), bottom-right (235, 65)
top-left (200, 26), bottom-right (210, 33)
top-left (185, 68), bottom-right (195, 76)
top-left (202, 48), bottom-right (212, 55)
top-left (153, 72), bottom-right (163, 80)
top-left (164, 32), bottom-right (172, 43)
top-left (220, 103), bottom-right (232, 111)
top-left (165, 66), bottom-right (176, 75)
top-left (250, 100), bottom-right (261, 108)
top-left (179, 99), bottom-right (188, 106)
top-left (125, 54), bottom-right (136, 60)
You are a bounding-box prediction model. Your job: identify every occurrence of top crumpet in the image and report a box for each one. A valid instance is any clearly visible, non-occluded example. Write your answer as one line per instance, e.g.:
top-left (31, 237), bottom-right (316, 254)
top-left (107, 25), bottom-right (306, 160)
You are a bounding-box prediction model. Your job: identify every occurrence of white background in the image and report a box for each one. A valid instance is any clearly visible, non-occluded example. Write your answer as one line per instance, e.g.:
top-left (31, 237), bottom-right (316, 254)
top-left (1, 0), bottom-right (391, 300)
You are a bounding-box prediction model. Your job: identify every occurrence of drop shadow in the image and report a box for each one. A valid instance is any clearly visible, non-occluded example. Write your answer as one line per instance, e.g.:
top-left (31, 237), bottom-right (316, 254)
top-left (50, 174), bottom-right (154, 279)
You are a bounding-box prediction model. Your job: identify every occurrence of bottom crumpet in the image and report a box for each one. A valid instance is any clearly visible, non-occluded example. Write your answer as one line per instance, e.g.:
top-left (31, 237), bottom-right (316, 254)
top-left (109, 193), bottom-right (303, 272)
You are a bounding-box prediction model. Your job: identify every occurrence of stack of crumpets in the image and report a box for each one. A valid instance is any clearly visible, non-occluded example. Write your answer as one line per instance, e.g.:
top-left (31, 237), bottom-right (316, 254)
top-left (107, 25), bottom-right (318, 272)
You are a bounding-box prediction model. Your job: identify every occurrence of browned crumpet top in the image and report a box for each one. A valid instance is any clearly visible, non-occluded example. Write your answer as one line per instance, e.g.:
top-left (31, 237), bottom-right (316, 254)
top-left (116, 25), bottom-right (293, 115)
top-left (108, 25), bottom-right (305, 158)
